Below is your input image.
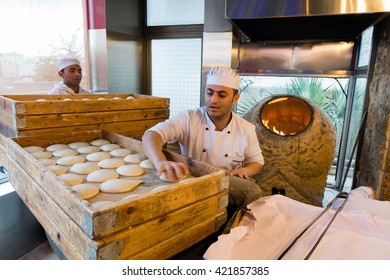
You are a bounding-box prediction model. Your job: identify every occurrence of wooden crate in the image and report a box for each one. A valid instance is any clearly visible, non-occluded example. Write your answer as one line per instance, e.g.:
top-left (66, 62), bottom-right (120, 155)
top-left (0, 133), bottom-right (5, 167)
top-left (6, 130), bottom-right (229, 259)
top-left (0, 93), bottom-right (169, 138)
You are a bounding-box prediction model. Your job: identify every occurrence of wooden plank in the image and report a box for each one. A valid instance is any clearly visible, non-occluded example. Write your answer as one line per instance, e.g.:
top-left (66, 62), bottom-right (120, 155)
top-left (0, 94), bottom-right (169, 115)
top-left (0, 109), bottom-right (17, 130)
top-left (0, 133), bottom-right (6, 167)
top-left (128, 211), bottom-right (227, 260)
top-left (8, 155), bottom-right (227, 259)
top-left (15, 108), bottom-right (169, 130)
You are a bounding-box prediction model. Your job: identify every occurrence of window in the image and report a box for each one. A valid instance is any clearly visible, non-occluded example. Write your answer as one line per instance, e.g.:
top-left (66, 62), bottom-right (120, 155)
top-left (0, 0), bottom-right (87, 95)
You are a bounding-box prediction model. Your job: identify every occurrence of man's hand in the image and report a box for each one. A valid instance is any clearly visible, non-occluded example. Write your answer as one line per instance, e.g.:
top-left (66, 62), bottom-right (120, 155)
top-left (154, 159), bottom-right (190, 182)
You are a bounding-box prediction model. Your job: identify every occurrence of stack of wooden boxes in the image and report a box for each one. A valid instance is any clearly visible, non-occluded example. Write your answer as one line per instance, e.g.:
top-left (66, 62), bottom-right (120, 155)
top-left (0, 94), bottom-right (228, 259)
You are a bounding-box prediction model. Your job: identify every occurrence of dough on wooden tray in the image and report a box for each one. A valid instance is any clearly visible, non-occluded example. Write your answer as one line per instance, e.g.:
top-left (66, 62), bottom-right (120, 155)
top-left (99, 179), bottom-right (142, 193)
top-left (57, 173), bottom-right (83, 186)
top-left (90, 200), bottom-right (116, 210)
top-left (100, 143), bottom-right (121, 152)
top-left (70, 162), bottom-right (100, 175)
top-left (31, 151), bottom-right (52, 159)
top-left (68, 142), bottom-right (90, 149)
top-left (140, 159), bottom-right (155, 170)
top-left (77, 146), bottom-right (100, 154)
top-left (98, 158), bottom-right (125, 169)
top-left (159, 171), bottom-right (188, 183)
top-left (47, 165), bottom-right (67, 175)
top-left (24, 146), bottom-right (45, 153)
top-left (71, 183), bottom-right (99, 199)
top-left (116, 165), bottom-right (145, 177)
top-left (124, 153), bottom-right (147, 164)
top-left (86, 169), bottom-right (119, 183)
top-left (46, 144), bottom-right (69, 152)
top-left (86, 151), bottom-right (110, 162)
top-left (38, 158), bottom-right (56, 166)
top-left (56, 155), bottom-right (85, 166)
top-left (53, 148), bottom-right (78, 157)
top-left (90, 139), bottom-right (111, 146)
top-left (110, 148), bottom-right (131, 157)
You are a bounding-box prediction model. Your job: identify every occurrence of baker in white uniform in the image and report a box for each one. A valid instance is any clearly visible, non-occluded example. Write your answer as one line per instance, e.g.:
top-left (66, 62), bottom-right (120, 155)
top-left (142, 66), bottom-right (264, 207)
top-left (49, 56), bottom-right (91, 95)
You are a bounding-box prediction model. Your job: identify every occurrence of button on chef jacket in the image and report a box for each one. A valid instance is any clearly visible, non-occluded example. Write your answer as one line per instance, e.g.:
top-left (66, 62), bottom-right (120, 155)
top-left (147, 107), bottom-right (264, 170)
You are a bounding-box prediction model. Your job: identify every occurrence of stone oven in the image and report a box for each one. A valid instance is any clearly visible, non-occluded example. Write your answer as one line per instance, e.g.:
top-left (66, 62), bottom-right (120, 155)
top-left (243, 94), bottom-right (336, 206)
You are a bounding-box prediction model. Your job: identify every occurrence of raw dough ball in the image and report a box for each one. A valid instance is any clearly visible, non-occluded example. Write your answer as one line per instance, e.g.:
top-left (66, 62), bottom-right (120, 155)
top-left (100, 143), bottom-right (121, 152)
top-left (126, 96), bottom-right (135, 100)
top-left (90, 200), bottom-right (115, 210)
top-left (31, 151), bottom-right (52, 159)
top-left (24, 146), bottom-right (45, 153)
top-left (46, 144), bottom-right (69, 152)
top-left (68, 142), bottom-right (90, 149)
top-left (110, 148), bottom-right (131, 157)
top-left (47, 165), bottom-right (67, 175)
top-left (86, 151), bottom-right (110, 162)
top-left (99, 179), bottom-right (142, 193)
top-left (38, 158), bottom-right (56, 166)
top-left (36, 98), bottom-right (47, 102)
top-left (63, 98), bottom-right (72, 101)
top-left (90, 139), bottom-right (111, 146)
top-left (98, 158), bottom-right (125, 169)
top-left (58, 173), bottom-right (83, 186)
top-left (53, 148), bottom-right (78, 157)
top-left (159, 171), bottom-right (188, 183)
top-left (113, 97), bottom-right (122, 100)
top-left (56, 155), bottom-right (85, 166)
top-left (140, 159), bottom-right (155, 170)
top-left (116, 165), bottom-right (145, 177)
top-left (72, 183), bottom-right (99, 199)
top-left (77, 146), bottom-right (100, 154)
top-left (86, 169), bottom-right (119, 183)
top-left (70, 162), bottom-right (100, 175)
top-left (124, 153), bottom-right (147, 164)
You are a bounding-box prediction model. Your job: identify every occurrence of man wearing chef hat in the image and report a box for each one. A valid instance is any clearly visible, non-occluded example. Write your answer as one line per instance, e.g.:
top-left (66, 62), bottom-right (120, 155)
top-left (142, 66), bottom-right (264, 207)
top-left (49, 56), bottom-right (91, 94)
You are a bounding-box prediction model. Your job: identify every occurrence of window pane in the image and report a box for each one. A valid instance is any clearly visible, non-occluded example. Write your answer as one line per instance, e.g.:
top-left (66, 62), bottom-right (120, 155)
top-left (358, 27), bottom-right (373, 67)
top-left (0, 0), bottom-right (86, 95)
top-left (147, 0), bottom-right (204, 26)
top-left (151, 39), bottom-right (202, 117)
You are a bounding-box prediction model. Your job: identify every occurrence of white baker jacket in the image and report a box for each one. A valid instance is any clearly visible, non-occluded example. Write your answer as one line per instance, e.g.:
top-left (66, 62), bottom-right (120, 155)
top-left (147, 107), bottom-right (264, 170)
top-left (48, 82), bottom-right (91, 95)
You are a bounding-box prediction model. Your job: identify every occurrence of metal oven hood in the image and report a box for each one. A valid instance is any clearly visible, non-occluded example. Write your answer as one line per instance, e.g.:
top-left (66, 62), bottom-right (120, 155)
top-left (226, 0), bottom-right (390, 41)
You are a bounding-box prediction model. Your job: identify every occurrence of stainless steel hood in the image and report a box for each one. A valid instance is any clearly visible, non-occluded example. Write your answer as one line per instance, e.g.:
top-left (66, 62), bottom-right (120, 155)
top-left (226, 0), bottom-right (390, 41)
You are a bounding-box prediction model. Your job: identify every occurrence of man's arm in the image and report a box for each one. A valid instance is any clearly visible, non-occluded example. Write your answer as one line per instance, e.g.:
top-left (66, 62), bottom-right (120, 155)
top-left (142, 131), bottom-right (189, 181)
top-left (229, 162), bottom-right (263, 182)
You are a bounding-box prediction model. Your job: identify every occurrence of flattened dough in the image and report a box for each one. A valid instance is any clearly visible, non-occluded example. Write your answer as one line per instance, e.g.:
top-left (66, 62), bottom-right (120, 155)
top-left (100, 143), bottom-right (121, 152)
top-left (68, 142), bottom-right (90, 149)
top-left (124, 153), bottom-right (147, 164)
top-left (46, 144), bottom-right (69, 152)
top-left (31, 151), bottom-right (52, 159)
top-left (53, 148), bottom-right (78, 157)
top-left (72, 183), bottom-right (99, 199)
top-left (70, 162), bottom-right (100, 175)
top-left (86, 151), bottom-right (110, 162)
top-left (98, 158), bottom-right (125, 169)
top-left (110, 148), bottom-right (131, 157)
top-left (57, 173), bottom-right (83, 186)
top-left (38, 158), bottom-right (56, 166)
top-left (159, 171), bottom-right (188, 183)
top-left (116, 165), bottom-right (144, 177)
top-left (99, 179), bottom-right (142, 193)
top-left (56, 155), bottom-right (85, 166)
top-left (47, 165), bottom-right (67, 175)
top-left (140, 159), bottom-right (155, 170)
top-left (90, 139), bottom-right (111, 146)
top-left (24, 146), bottom-right (45, 153)
top-left (77, 146), bottom-right (100, 154)
top-left (86, 169), bottom-right (119, 183)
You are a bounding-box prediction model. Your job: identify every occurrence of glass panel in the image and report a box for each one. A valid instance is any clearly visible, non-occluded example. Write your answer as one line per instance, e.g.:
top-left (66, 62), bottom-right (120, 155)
top-left (147, 0), bottom-right (204, 26)
top-left (339, 78), bottom-right (366, 192)
top-left (358, 26), bottom-right (373, 67)
top-left (0, 0), bottom-right (86, 95)
top-left (151, 38), bottom-right (202, 117)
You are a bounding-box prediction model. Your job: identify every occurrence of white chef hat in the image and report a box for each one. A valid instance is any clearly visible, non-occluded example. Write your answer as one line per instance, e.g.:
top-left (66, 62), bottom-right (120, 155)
top-left (206, 66), bottom-right (240, 90)
top-left (57, 56), bottom-right (81, 71)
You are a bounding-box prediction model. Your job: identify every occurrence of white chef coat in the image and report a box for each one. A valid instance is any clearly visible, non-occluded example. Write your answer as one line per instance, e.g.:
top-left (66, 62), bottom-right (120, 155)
top-left (48, 82), bottom-right (91, 95)
top-left (147, 107), bottom-right (264, 170)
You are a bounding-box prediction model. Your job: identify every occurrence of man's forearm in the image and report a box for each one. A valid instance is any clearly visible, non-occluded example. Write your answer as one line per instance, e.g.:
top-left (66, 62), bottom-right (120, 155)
top-left (141, 131), bottom-right (167, 165)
